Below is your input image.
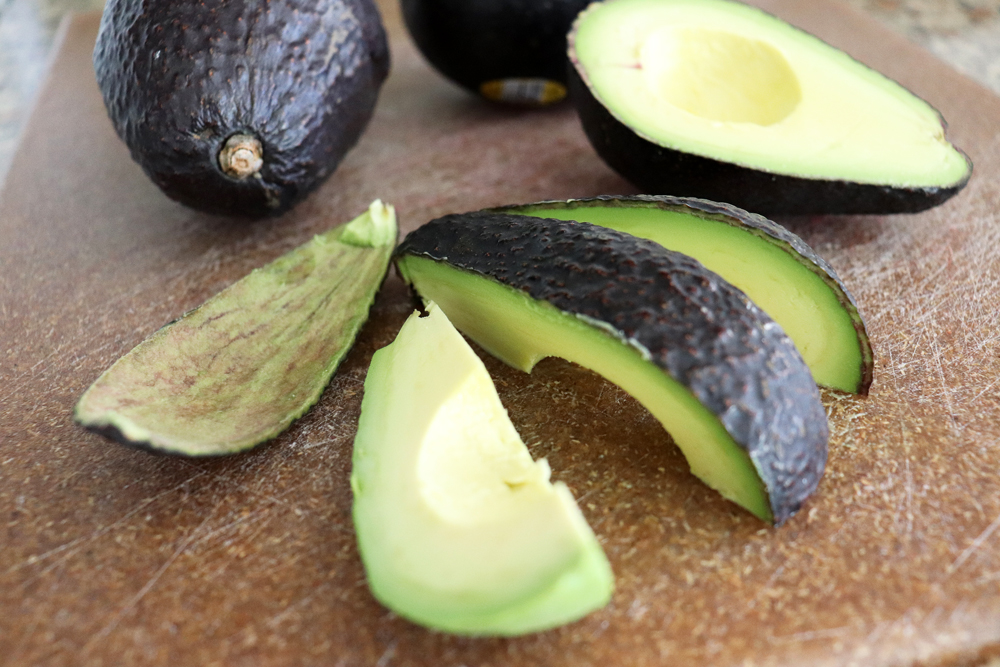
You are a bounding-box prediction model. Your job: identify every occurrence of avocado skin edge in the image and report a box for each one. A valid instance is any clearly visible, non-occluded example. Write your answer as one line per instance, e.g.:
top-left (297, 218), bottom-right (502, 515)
top-left (401, 0), bottom-right (590, 94)
top-left (567, 65), bottom-right (972, 216)
top-left (396, 212), bottom-right (829, 526)
top-left (487, 194), bottom-right (874, 395)
top-left (94, 0), bottom-right (390, 218)
top-left (76, 258), bottom-right (390, 459)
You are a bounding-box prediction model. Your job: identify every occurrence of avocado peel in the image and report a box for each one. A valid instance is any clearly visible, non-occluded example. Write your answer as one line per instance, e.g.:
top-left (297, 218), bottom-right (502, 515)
top-left (395, 212), bottom-right (829, 526)
top-left (352, 302), bottom-right (613, 635)
top-left (75, 200), bottom-right (398, 457)
top-left (491, 194), bottom-right (873, 394)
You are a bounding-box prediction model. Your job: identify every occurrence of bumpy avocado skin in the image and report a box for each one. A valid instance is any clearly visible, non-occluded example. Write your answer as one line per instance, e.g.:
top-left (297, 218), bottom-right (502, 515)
top-left (567, 67), bottom-right (971, 216)
top-left (93, 0), bottom-right (390, 217)
top-left (401, 0), bottom-right (589, 96)
top-left (396, 212), bottom-right (829, 525)
top-left (489, 194), bottom-right (874, 394)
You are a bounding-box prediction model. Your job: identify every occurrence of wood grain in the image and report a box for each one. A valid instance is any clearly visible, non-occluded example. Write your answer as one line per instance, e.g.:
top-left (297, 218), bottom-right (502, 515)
top-left (2, 2), bottom-right (999, 665)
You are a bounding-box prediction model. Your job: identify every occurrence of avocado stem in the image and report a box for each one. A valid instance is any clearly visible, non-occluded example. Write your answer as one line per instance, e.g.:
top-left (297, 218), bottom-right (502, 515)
top-left (219, 134), bottom-right (264, 179)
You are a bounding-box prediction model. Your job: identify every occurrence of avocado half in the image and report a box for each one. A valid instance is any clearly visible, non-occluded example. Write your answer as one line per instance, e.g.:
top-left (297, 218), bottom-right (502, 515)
top-left (568, 0), bottom-right (972, 215)
top-left (352, 303), bottom-right (613, 635)
top-left (75, 201), bottom-right (397, 456)
top-left (401, 0), bottom-right (590, 104)
top-left (395, 212), bottom-right (829, 526)
top-left (491, 195), bottom-right (873, 394)
top-left (94, 0), bottom-right (390, 217)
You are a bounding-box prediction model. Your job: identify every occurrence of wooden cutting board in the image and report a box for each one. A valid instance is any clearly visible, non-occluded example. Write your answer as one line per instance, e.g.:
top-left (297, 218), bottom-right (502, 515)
top-left (2, 2), bottom-right (999, 665)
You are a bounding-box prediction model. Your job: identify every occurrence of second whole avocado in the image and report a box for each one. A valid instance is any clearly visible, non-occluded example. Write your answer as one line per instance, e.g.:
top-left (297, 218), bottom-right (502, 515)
top-left (94, 0), bottom-right (390, 217)
top-left (402, 0), bottom-right (591, 105)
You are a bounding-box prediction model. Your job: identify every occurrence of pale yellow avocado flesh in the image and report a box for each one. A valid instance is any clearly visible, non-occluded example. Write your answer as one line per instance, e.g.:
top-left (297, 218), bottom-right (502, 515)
top-left (572, 0), bottom-right (970, 186)
top-left (510, 204), bottom-right (864, 393)
top-left (397, 257), bottom-right (773, 523)
top-left (351, 303), bottom-right (613, 635)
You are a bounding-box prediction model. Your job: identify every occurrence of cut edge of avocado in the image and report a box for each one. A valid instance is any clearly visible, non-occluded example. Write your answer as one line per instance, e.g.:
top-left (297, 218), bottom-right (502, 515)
top-left (352, 303), bottom-right (613, 636)
top-left (395, 213), bottom-right (830, 526)
top-left (567, 0), bottom-right (972, 214)
top-left (74, 200), bottom-right (398, 457)
top-left (491, 194), bottom-right (873, 394)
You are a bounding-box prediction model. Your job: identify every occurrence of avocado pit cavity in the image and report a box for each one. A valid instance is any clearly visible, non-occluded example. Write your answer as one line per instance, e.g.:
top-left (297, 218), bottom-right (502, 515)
top-left (641, 27), bottom-right (801, 125)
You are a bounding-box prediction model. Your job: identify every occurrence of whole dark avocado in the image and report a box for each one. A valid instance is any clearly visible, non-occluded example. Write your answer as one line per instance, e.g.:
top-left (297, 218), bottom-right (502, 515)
top-left (93, 0), bottom-right (390, 217)
top-left (395, 212), bottom-right (829, 525)
top-left (401, 0), bottom-right (590, 105)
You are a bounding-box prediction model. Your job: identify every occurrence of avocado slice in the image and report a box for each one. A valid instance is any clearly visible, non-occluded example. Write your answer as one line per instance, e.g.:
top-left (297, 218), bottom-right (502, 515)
top-left (401, 0), bottom-right (591, 105)
top-left (93, 0), bottom-right (390, 217)
top-left (395, 212), bottom-right (829, 526)
top-left (491, 195), bottom-right (873, 394)
top-left (75, 201), bottom-right (397, 456)
top-left (568, 0), bottom-right (972, 215)
top-left (352, 302), bottom-right (613, 635)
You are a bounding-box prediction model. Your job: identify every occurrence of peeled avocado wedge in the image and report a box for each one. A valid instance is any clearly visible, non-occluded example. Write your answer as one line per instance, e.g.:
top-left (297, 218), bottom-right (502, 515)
top-left (75, 201), bottom-right (397, 456)
top-left (395, 213), bottom-right (829, 526)
top-left (568, 0), bottom-right (972, 215)
top-left (352, 303), bottom-right (613, 635)
top-left (492, 195), bottom-right (873, 394)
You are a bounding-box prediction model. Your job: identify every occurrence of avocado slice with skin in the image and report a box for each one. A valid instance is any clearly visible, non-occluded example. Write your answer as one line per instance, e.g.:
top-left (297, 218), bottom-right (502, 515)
top-left (568, 0), bottom-right (972, 215)
top-left (401, 0), bottom-right (591, 105)
top-left (352, 302), bottom-right (614, 635)
top-left (93, 0), bottom-right (390, 217)
top-left (75, 201), bottom-right (397, 456)
top-left (490, 195), bottom-right (873, 394)
top-left (395, 212), bottom-right (829, 526)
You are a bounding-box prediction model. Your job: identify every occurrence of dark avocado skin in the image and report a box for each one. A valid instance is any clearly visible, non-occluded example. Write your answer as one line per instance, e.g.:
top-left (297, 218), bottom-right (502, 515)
top-left (94, 0), bottom-right (390, 217)
top-left (567, 66), bottom-right (972, 216)
top-left (488, 194), bottom-right (874, 394)
top-left (401, 0), bottom-right (590, 95)
top-left (396, 212), bottom-right (829, 525)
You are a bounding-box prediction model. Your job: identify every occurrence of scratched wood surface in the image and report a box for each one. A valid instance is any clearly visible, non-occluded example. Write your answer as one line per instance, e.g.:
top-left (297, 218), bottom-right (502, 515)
top-left (2, 2), bottom-right (1000, 666)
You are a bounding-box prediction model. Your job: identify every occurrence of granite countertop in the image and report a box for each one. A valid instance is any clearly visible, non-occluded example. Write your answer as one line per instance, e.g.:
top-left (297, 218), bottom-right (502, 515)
top-left (0, 0), bottom-right (998, 183)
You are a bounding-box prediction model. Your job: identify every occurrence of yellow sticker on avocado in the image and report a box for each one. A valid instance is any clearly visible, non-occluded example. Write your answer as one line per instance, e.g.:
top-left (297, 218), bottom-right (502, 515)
top-left (479, 78), bottom-right (567, 106)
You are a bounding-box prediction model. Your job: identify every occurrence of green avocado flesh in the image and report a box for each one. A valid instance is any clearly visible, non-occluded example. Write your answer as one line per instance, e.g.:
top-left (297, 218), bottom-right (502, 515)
top-left (74, 200), bottom-right (397, 456)
top-left (351, 303), bottom-right (613, 635)
top-left (396, 256), bottom-right (773, 523)
top-left (504, 199), bottom-right (869, 394)
top-left (571, 0), bottom-right (969, 189)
